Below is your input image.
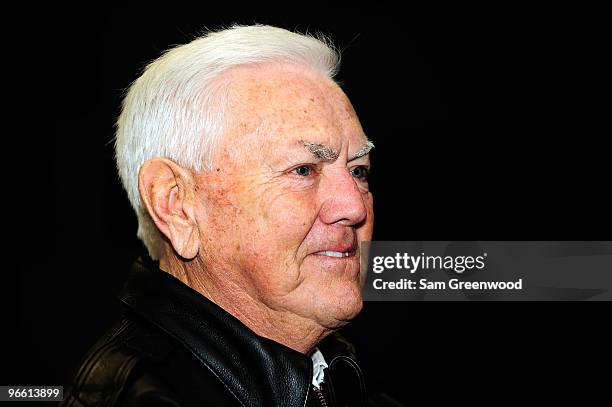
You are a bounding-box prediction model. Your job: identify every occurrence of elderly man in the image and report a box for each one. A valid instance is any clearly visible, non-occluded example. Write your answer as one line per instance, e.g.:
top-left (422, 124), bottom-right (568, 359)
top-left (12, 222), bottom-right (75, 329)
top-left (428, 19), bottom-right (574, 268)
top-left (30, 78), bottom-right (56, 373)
top-left (62, 25), bottom-right (394, 407)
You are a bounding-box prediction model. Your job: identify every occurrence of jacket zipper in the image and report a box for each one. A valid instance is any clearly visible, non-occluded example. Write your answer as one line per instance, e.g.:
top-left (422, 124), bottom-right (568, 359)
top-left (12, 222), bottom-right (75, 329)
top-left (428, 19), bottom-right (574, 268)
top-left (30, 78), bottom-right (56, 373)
top-left (312, 385), bottom-right (328, 407)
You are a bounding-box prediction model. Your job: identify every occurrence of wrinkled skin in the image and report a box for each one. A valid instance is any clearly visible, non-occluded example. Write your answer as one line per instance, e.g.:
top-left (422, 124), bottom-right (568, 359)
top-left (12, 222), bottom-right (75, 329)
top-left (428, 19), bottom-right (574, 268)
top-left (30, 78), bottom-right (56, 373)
top-left (145, 63), bottom-right (374, 353)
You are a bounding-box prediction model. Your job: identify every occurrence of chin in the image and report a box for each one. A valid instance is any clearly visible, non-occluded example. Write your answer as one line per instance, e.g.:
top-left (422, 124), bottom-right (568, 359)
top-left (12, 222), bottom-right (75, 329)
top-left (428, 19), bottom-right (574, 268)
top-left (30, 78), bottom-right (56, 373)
top-left (317, 285), bottom-right (363, 329)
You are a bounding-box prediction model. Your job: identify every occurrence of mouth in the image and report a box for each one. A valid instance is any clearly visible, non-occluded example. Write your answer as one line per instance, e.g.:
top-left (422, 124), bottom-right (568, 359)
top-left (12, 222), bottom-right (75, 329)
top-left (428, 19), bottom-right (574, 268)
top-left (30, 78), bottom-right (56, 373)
top-left (313, 250), bottom-right (356, 258)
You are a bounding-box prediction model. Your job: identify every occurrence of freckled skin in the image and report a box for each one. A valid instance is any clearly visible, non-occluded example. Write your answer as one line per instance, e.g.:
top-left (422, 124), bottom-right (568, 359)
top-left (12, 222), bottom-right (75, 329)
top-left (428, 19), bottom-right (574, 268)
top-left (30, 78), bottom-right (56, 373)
top-left (188, 64), bottom-right (374, 353)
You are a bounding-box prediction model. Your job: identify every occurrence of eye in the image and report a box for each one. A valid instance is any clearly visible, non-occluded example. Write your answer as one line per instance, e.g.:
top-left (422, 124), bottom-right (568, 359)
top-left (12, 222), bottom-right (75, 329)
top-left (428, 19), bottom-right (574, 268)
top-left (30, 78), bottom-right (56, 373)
top-left (292, 165), bottom-right (315, 177)
top-left (350, 166), bottom-right (370, 180)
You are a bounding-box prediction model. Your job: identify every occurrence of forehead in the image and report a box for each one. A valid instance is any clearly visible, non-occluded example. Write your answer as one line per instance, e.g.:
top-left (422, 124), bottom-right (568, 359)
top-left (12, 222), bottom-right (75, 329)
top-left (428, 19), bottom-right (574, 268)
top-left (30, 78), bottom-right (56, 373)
top-left (220, 63), bottom-right (365, 147)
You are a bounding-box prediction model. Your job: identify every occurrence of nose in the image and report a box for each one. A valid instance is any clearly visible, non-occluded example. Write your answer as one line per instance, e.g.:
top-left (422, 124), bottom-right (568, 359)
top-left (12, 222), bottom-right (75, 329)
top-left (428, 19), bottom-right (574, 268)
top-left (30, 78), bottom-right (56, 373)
top-left (318, 167), bottom-right (368, 226)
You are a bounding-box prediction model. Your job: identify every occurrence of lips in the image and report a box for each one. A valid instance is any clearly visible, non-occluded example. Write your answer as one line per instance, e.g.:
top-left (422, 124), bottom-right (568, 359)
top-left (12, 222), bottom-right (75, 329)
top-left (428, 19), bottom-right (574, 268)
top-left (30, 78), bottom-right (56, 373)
top-left (311, 241), bottom-right (357, 258)
top-left (314, 250), bottom-right (354, 258)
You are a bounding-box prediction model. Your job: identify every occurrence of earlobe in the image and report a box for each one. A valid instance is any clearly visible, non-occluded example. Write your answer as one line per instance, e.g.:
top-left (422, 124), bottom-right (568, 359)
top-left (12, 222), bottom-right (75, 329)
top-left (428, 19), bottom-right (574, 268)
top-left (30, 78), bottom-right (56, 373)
top-left (138, 158), bottom-right (200, 259)
top-left (169, 219), bottom-right (199, 259)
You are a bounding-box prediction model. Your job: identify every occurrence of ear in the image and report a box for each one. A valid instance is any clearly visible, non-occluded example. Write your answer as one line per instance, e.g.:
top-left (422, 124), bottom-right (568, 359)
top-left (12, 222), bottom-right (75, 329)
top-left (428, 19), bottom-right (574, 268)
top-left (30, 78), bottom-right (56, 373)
top-left (138, 158), bottom-right (200, 259)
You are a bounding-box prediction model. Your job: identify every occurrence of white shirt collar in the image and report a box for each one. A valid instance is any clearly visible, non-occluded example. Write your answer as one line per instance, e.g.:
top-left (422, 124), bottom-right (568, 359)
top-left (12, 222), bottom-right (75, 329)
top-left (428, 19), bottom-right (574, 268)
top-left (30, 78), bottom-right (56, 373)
top-left (310, 347), bottom-right (328, 389)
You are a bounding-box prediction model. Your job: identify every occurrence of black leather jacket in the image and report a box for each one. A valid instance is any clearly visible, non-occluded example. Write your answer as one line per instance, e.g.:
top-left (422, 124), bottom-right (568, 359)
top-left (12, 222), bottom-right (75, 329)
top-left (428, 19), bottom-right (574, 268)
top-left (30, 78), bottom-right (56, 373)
top-left (61, 256), bottom-right (399, 407)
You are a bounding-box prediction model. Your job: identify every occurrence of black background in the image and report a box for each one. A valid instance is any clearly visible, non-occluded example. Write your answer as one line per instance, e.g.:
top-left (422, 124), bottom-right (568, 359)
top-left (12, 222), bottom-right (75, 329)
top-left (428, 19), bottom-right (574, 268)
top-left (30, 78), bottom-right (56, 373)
top-left (5, 5), bottom-right (610, 404)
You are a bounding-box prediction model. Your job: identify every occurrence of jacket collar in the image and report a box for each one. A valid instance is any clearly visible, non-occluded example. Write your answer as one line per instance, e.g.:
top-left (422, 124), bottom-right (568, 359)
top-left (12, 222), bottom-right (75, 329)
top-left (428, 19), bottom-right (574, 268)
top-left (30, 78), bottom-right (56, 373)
top-left (118, 256), bottom-right (313, 407)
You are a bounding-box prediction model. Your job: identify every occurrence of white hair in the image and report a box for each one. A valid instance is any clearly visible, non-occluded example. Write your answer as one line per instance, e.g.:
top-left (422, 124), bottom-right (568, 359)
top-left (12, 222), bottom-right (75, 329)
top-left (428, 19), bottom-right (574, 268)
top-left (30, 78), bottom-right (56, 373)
top-left (114, 24), bottom-right (340, 260)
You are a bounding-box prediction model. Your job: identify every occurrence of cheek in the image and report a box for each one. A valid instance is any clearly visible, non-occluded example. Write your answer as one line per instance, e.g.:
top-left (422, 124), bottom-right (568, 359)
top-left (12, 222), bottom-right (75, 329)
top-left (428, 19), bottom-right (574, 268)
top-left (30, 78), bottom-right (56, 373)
top-left (238, 189), bottom-right (320, 294)
top-left (252, 189), bottom-right (319, 250)
top-left (218, 181), bottom-right (319, 257)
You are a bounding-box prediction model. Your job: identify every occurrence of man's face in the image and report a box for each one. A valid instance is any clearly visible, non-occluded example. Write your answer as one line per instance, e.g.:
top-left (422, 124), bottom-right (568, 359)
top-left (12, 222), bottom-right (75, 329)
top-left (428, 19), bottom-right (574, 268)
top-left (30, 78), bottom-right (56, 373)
top-left (196, 64), bottom-right (373, 330)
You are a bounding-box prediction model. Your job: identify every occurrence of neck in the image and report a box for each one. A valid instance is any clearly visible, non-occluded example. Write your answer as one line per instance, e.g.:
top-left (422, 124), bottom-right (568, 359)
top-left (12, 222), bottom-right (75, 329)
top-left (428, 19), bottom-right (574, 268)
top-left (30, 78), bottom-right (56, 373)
top-left (159, 253), bottom-right (330, 354)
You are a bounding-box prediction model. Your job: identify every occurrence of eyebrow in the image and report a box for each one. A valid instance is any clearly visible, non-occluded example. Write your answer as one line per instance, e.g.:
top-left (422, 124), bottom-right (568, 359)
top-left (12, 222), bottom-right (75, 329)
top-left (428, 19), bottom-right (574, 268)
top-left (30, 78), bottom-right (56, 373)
top-left (350, 141), bottom-right (375, 161)
top-left (301, 140), bottom-right (374, 162)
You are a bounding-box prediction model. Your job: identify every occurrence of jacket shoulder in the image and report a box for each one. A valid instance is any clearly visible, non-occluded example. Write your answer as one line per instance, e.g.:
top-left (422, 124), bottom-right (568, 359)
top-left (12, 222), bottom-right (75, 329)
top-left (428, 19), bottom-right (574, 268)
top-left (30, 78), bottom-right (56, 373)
top-left (61, 316), bottom-right (176, 407)
top-left (62, 315), bottom-right (238, 407)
